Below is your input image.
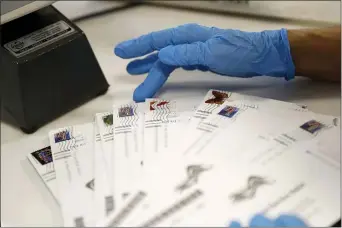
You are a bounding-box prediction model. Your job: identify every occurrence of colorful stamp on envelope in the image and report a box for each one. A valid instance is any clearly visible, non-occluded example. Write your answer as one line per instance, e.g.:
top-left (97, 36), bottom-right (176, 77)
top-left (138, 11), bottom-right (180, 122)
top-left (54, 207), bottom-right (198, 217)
top-left (54, 130), bottom-right (71, 143)
top-left (218, 106), bottom-right (239, 118)
top-left (300, 120), bottom-right (324, 134)
top-left (103, 114), bottom-right (113, 126)
top-left (31, 146), bottom-right (53, 165)
top-left (205, 90), bottom-right (229, 105)
top-left (150, 101), bottom-right (170, 111)
top-left (119, 107), bottom-right (134, 117)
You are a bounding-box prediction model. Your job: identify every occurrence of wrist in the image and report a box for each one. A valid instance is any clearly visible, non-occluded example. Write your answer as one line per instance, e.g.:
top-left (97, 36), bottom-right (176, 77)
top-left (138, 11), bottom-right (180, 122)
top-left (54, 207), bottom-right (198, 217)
top-left (258, 29), bottom-right (295, 80)
top-left (287, 27), bottom-right (341, 82)
top-left (279, 28), bottom-right (296, 80)
top-left (286, 29), bottom-right (307, 77)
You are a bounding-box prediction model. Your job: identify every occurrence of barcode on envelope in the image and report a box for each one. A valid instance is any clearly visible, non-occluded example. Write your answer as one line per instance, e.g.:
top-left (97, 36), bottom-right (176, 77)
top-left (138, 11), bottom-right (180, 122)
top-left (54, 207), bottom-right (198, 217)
top-left (74, 217), bottom-right (85, 227)
top-left (140, 189), bottom-right (203, 227)
top-left (105, 195), bottom-right (115, 215)
top-left (95, 133), bottom-right (101, 142)
top-left (108, 191), bottom-right (147, 227)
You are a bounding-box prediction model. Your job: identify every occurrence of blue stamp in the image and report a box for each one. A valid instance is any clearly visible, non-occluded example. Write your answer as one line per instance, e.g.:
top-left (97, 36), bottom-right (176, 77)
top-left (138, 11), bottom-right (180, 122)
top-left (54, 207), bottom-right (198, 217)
top-left (300, 120), bottom-right (324, 134)
top-left (54, 130), bottom-right (71, 143)
top-left (218, 106), bottom-right (239, 118)
top-left (31, 146), bottom-right (53, 165)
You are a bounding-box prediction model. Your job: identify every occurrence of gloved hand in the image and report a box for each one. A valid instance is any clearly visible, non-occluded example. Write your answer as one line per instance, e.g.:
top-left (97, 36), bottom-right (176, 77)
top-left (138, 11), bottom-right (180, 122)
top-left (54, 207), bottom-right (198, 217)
top-left (114, 23), bottom-right (295, 102)
top-left (229, 214), bottom-right (308, 227)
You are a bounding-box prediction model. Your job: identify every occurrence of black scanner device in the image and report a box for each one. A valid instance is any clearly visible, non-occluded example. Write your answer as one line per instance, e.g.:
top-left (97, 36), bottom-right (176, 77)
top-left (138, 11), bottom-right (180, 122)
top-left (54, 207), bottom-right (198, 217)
top-left (0, 5), bottom-right (109, 133)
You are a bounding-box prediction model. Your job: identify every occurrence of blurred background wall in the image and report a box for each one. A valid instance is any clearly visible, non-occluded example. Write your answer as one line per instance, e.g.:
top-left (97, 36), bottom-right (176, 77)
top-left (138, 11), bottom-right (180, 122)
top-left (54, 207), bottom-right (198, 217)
top-left (52, 1), bottom-right (340, 25)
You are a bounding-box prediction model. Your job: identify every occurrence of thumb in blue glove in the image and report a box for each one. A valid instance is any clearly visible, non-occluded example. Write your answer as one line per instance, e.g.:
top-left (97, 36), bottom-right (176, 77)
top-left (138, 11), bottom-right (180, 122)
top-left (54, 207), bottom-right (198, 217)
top-left (228, 214), bottom-right (308, 227)
top-left (115, 24), bottom-right (295, 102)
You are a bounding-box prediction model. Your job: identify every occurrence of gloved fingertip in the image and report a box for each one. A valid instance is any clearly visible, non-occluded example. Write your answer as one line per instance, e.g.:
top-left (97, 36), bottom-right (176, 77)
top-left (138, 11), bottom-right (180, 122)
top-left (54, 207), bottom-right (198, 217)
top-left (228, 221), bottom-right (242, 228)
top-left (126, 61), bottom-right (142, 75)
top-left (114, 47), bottom-right (127, 58)
top-left (274, 214), bottom-right (308, 227)
top-left (127, 53), bottom-right (159, 75)
top-left (133, 84), bottom-right (155, 103)
top-left (133, 89), bottom-right (144, 103)
top-left (114, 39), bottom-right (137, 58)
top-left (249, 214), bottom-right (275, 227)
top-left (133, 91), bottom-right (146, 103)
top-left (132, 59), bottom-right (173, 103)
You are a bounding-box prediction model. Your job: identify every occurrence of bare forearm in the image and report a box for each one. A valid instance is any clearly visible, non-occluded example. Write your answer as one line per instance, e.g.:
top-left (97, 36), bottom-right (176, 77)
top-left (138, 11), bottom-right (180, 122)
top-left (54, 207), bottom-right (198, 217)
top-left (287, 26), bottom-right (341, 82)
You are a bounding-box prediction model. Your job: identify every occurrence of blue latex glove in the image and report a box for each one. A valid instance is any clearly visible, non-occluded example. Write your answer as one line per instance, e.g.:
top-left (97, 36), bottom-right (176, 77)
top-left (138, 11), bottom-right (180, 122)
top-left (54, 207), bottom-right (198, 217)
top-left (114, 23), bottom-right (295, 102)
top-left (229, 214), bottom-right (308, 227)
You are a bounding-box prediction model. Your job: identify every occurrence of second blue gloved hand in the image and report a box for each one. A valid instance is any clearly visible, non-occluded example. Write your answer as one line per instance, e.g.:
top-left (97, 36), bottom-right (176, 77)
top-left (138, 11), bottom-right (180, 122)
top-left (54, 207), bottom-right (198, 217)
top-left (114, 24), bottom-right (295, 102)
top-left (229, 214), bottom-right (308, 227)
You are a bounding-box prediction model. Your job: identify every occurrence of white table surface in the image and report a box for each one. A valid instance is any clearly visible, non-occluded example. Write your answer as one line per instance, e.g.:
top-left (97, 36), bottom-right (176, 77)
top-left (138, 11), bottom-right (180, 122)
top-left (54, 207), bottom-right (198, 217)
top-left (1, 5), bottom-right (341, 226)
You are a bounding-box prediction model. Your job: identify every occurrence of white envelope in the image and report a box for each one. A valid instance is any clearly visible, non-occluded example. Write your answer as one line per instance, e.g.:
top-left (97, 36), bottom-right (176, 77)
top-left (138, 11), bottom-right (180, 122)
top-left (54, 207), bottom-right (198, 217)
top-left (112, 102), bottom-right (145, 204)
top-left (234, 114), bottom-right (340, 168)
top-left (181, 102), bottom-right (337, 164)
top-left (129, 109), bottom-right (340, 227)
top-left (179, 137), bottom-right (340, 227)
top-left (187, 89), bottom-right (306, 128)
top-left (102, 100), bottom-right (304, 227)
top-left (100, 188), bottom-right (149, 227)
top-left (159, 114), bottom-right (340, 227)
top-left (143, 99), bottom-right (181, 166)
top-left (95, 112), bottom-right (114, 190)
top-left (138, 131), bottom-right (340, 227)
top-left (48, 122), bottom-right (96, 227)
top-left (27, 144), bottom-right (59, 203)
top-left (168, 98), bottom-right (306, 161)
top-left (93, 119), bottom-right (115, 226)
top-left (174, 89), bottom-right (308, 159)
top-left (174, 100), bottom-right (251, 159)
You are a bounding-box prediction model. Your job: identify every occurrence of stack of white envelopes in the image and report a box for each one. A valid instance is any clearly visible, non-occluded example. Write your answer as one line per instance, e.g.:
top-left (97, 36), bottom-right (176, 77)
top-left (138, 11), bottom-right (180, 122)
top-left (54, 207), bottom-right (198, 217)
top-left (27, 89), bottom-right (340, 227)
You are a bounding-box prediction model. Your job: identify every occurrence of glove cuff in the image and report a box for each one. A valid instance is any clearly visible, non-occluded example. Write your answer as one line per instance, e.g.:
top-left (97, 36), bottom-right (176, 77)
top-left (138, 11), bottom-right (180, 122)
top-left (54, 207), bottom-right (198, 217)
top-left (279, 28), bottom-right (295, 81)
